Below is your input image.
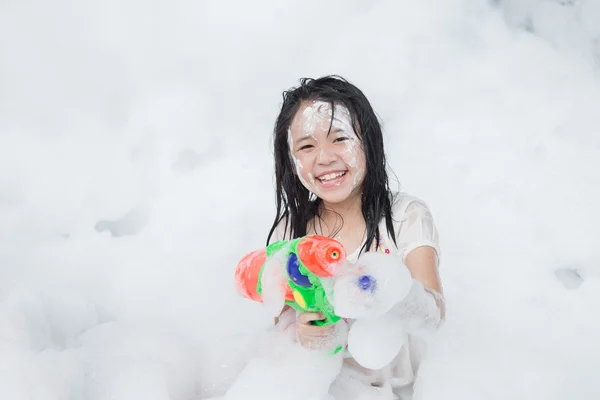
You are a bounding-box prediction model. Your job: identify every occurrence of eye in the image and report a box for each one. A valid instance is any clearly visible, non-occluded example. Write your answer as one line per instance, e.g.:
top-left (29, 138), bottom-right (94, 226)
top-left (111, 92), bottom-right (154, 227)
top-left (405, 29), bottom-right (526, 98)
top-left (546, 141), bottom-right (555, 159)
top-left (299, 144), bottom-right (314, 151)
top-left (334, 137), bottom-right (348, 143)
top-left (330, 250), bottom-right (339, 259)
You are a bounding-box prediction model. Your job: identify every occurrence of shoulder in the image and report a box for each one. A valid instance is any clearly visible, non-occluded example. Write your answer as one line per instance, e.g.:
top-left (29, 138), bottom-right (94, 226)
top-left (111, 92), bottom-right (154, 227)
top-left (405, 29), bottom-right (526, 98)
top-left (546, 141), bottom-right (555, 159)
top-left (384, 191), bottom-right (440, 262)
top-left (390, 192), bottom-right (435, 219)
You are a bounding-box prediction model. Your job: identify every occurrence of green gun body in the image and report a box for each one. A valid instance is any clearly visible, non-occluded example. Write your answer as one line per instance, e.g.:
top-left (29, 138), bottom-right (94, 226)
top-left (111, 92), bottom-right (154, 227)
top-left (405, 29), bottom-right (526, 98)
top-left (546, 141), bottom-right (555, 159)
top-left (257, 236), bottom-right (344, 327)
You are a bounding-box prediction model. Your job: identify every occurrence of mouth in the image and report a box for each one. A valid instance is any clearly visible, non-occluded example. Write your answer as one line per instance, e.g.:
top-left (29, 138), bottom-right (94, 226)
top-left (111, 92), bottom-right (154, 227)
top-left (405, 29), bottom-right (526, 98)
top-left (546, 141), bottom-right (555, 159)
top-left (315, 170), bottom-right (348, 187)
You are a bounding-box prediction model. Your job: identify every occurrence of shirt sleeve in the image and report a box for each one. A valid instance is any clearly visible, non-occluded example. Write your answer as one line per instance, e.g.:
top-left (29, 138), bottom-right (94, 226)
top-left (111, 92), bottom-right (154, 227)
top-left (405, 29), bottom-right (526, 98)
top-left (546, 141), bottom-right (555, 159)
top-left (393, 195), bottom-right (441, 265)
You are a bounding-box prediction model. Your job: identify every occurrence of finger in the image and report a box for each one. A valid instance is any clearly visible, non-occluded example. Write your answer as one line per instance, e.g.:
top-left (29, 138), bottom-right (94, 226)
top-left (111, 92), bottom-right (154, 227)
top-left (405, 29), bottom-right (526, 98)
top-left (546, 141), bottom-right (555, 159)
top-left (297, 312), bottom-right (324, 325)
top-left (298, 323), bottom-right (335, 336)
top-left (297, 312), bottom-right (324, 324)
top-left (301, 336), bottom-right (329, 350)
top-left (299, 331), bottom-right (337, 350)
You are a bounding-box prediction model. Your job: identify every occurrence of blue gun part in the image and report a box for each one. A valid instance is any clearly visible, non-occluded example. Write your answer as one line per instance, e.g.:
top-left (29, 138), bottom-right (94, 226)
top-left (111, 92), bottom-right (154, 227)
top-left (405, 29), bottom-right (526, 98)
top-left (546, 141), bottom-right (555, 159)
top-left (357, 275), bottom-right (377, 293)
top-left (286, 252), bottom-right (311, 287)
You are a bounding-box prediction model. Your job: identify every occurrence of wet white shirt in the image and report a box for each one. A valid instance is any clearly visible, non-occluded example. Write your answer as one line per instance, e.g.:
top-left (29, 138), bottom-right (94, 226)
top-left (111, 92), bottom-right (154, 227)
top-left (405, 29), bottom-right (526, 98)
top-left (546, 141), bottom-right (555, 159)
top-left (274, 192), bottom-right (441, 391)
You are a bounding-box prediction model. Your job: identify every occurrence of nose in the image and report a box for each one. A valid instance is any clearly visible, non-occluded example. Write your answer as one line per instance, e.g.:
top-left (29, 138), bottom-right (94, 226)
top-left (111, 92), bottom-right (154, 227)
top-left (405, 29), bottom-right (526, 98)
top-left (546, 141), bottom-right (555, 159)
top-left (317, 142), bottom-right (337, 165)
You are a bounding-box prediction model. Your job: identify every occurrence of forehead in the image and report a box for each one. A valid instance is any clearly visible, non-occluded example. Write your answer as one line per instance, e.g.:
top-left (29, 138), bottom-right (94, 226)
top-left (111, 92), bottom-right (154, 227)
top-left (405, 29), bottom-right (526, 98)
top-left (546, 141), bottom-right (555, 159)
top-left (289, 100), bottom-right (353, 138)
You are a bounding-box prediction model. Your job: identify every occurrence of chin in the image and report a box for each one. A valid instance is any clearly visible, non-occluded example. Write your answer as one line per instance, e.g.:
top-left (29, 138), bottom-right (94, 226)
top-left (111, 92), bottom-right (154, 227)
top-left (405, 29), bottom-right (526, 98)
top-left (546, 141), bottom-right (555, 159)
top-left (314, 187), bottom-right (357, 204)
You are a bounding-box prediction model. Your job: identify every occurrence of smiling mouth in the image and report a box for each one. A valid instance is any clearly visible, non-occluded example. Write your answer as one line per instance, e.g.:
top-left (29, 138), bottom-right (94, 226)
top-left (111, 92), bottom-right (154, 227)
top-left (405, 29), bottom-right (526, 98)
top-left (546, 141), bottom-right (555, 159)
top-left (317, 171), bottom-right (347, 183)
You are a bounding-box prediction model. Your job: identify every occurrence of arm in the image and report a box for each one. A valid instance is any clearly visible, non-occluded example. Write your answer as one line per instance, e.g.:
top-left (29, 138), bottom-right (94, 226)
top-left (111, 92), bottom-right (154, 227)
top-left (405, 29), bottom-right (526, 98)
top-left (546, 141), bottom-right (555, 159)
top-left (274, 305), bottom-right (291, 325)
top-left (405, 246), bottom-right (445, 320)
top-left (389, 197), bottom-right (445, 334)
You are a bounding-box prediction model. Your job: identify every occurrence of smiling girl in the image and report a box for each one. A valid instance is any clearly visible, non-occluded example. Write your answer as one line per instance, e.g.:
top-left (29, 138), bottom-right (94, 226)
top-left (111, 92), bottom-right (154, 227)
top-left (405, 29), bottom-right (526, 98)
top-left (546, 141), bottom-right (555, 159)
top-left (268, 76), bottom-right (445, 399)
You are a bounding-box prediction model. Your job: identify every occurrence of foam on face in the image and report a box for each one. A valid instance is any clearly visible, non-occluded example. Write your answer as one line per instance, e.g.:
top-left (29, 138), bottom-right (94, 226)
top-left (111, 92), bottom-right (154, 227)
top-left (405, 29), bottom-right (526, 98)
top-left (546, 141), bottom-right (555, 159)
top-left (301, 101), bottom-right (334, 134)
top-left (288, 100), bottom-right (366, 195)
top-left (288, 127), bottom-right (315, 188)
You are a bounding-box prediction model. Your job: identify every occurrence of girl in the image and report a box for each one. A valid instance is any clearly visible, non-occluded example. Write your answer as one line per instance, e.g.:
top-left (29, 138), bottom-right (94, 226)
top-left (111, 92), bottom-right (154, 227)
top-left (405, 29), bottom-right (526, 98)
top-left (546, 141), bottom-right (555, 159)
top-left (267, 76), bottom-right (445, 399)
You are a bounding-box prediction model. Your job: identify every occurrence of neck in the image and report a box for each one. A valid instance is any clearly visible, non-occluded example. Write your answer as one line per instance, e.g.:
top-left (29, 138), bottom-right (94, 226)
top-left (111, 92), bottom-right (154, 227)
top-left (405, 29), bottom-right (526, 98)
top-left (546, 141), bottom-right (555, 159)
top-left (320, 191), bottom-right (363, 222)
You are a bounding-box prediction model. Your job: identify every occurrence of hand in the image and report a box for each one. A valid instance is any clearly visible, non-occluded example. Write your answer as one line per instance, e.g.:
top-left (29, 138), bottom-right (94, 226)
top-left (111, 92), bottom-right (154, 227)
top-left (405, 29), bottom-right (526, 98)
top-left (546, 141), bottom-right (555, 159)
top-left (296, 312), bottom-right (342, 350)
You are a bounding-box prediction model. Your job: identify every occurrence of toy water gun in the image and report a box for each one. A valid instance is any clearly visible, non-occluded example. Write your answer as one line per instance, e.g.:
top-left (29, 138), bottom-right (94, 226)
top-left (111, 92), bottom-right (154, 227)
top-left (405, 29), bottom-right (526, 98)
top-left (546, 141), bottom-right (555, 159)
top-left (235, 235), bottom-right (347, 327)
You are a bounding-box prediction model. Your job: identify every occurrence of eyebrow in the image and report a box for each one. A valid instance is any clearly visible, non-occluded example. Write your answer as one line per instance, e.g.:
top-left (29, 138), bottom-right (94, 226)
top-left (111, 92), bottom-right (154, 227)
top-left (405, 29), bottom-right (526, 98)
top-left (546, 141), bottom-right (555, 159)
top-left (295, 136), bottom-right (315, 145)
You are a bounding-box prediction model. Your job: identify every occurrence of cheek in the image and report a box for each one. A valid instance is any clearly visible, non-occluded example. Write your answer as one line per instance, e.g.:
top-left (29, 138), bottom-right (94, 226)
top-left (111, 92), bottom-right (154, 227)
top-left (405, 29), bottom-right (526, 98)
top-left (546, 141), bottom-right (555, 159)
top-left (291, 152), bottom-right (306, 173)
top-left (340, 141), bottom-right (365, 170)
top-left (291, 153), bottom-right (303, 174)
top-left (291, 153), bottom-right (316, 185)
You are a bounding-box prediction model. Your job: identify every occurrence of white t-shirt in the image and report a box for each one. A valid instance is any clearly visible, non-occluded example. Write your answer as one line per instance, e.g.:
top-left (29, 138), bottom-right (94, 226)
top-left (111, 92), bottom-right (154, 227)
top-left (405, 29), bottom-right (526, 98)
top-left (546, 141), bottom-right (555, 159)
top-left (273, 192), bottom-right (441, 388)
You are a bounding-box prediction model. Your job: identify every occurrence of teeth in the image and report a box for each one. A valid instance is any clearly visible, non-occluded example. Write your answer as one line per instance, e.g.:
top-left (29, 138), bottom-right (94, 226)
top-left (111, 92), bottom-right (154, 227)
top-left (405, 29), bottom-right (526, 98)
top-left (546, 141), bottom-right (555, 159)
top-left (319, 172), bottom-right (345, 181)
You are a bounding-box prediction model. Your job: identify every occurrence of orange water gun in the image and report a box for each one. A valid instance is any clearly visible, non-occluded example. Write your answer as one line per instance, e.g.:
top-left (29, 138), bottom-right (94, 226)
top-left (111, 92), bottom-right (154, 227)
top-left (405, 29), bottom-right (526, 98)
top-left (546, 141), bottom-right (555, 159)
top-left (235, 236), bottom-right (348, 327)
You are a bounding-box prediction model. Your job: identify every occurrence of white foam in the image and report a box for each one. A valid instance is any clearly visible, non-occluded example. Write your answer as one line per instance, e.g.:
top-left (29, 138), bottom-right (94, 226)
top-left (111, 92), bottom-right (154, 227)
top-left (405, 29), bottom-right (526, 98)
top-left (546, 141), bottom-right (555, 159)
top-left (1, 1), bottom-right (599, 398)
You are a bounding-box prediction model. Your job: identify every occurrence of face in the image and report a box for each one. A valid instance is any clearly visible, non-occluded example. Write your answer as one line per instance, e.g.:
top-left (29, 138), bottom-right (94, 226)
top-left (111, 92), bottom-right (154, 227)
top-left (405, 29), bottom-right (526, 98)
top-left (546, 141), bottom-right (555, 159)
top-left (288, 100), bottom-right (366, 205)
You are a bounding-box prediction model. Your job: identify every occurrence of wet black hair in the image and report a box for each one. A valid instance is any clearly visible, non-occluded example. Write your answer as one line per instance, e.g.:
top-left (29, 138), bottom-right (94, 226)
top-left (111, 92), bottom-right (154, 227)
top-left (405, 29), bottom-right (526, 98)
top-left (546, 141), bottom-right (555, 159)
top-left (266, 75), bottom-right (397, 254)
